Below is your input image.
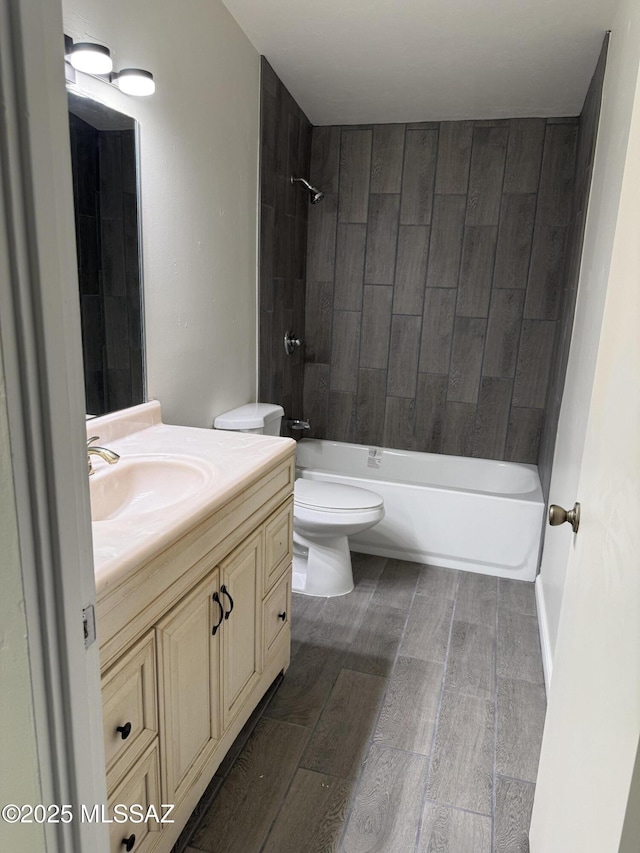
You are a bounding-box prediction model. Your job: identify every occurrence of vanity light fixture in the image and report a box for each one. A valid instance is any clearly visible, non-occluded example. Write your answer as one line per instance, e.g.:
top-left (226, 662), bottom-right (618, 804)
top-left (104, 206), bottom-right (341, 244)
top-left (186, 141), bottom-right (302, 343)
top-left (111, 69), bottom-right (155, 97)
top-left (64, 35), bottom-right (155, 97)
top-left (67, 41), bottom-right (113, 75)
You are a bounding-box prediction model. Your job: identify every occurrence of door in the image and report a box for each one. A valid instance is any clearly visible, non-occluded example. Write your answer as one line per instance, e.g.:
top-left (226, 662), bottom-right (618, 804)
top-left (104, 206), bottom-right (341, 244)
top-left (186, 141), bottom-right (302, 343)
top-left (530, 10), bottom-right (640, 849)
top-left (156, 569), bottom-right (221, 804)
top-left (219, 530), bottom-right (263, 729)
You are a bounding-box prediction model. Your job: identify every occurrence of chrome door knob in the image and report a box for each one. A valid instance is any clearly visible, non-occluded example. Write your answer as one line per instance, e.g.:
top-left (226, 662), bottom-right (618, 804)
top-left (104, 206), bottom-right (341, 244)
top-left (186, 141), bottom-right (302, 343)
top-left (548, 502), bottom-right (580, 533)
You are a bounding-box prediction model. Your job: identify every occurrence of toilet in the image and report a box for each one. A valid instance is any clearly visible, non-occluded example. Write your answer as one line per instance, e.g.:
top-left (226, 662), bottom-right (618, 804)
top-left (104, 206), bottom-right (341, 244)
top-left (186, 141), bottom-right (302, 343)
top-left (214, 404), bottom-right (384, 597)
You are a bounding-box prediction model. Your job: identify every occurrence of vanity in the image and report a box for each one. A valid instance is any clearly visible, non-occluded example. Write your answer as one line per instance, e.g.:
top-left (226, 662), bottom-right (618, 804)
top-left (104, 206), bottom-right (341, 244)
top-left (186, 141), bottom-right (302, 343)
top-left (89, 403), bottom-right (295, 853)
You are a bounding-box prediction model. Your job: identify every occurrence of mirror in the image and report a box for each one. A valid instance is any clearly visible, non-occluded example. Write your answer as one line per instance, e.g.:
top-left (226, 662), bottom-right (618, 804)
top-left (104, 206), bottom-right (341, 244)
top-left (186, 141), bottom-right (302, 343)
top-left (67, 91), bottom-right (145, 416)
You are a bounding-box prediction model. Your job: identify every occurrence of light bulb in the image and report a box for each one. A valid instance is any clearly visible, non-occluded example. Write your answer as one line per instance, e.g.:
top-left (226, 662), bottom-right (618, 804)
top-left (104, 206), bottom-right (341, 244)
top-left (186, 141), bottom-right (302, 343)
top-left (114, 69), bottom-right (155, 97)
top-left (68, 43), bottom-right (113, 75)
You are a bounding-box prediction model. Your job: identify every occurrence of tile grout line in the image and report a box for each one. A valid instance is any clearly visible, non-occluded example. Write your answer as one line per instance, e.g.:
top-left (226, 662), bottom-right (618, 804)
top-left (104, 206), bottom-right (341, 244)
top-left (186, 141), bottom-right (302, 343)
top-left (413, 570), bottom-right (461, 852)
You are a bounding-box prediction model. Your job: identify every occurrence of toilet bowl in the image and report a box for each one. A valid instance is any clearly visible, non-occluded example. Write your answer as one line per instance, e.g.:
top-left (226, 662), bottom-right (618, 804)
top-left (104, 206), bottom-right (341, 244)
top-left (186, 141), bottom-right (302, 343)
top-left (213, 403), bottom-right (385, 597)
top-left (293, 479), bottom-right (384, 596)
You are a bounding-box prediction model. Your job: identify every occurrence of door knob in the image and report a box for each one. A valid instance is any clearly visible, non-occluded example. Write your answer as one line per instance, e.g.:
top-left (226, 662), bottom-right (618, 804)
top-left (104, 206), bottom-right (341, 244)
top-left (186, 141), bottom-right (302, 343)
top-left (548, 502), bottom-right (580, 533)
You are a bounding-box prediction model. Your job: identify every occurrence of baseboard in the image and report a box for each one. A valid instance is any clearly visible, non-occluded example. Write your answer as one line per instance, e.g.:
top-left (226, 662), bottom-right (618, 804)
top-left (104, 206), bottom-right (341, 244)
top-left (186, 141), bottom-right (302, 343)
top-left (535, 575), bottom-right (553, 693)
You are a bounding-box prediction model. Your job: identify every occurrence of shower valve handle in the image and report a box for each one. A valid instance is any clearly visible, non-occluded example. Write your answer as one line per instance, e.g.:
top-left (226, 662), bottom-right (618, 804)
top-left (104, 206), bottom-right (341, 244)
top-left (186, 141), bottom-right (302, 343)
top-left (284, 330), bottom-right (302, 355)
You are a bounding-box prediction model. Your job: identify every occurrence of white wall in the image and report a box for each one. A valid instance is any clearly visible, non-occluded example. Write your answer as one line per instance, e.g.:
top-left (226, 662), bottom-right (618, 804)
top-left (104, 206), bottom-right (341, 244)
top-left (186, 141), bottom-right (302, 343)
top-left (536, 0), bottom-right (640, 669)
top-left (63, 0), bottom-right (260, 427)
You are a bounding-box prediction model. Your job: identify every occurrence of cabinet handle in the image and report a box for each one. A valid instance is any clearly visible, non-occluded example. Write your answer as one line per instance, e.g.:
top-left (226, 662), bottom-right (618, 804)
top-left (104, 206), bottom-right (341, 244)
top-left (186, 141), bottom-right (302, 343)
top-left (116, 722), bottom-right (132, 740)
top-left (122, 834), bottom-right (136, 851)
top-left (220, 585), bottom-right (234, 619)
top-left (211, 592), bottom-right (224, 635)
top-left (278, 611), bottom-right (287, 621)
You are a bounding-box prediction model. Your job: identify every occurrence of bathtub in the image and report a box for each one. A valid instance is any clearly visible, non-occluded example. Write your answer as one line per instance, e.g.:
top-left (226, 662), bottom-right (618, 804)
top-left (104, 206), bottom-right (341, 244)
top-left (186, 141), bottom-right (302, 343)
top-left (295, 439), bottom-right (545, 582)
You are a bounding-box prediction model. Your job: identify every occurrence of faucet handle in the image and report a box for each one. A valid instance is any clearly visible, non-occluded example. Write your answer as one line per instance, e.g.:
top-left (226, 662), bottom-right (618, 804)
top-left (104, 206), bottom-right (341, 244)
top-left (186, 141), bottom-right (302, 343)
top-left (87, 435), bottom-right (100, 447)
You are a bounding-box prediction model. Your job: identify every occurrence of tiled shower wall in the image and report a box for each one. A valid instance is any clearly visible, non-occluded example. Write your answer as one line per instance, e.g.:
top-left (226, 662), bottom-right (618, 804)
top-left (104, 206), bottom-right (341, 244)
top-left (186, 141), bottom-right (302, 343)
top-left (258, 59), bottom-right (312, 435)
top-left (303, 118), bottom-right (578, 462)
top-left (537, 36), bottom-right (608, 497)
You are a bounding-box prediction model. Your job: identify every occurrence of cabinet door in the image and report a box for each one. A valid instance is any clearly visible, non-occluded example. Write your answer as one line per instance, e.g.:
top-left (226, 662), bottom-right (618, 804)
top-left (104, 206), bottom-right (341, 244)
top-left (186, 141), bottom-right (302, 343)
top-left (108, 741), bottom-right (161, 853)
top-left (156, 569), bottom-right (220, 805)
top-left (219, 530), bottom-right (262, 730)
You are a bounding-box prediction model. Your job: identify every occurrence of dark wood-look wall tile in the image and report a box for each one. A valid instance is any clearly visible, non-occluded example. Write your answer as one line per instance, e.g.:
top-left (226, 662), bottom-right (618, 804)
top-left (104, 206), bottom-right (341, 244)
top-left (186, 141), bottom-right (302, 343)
top-left (426, 195), bottom-right (466, 289)
top-left (435, 121), bottom-right (473, 194)
top-left (441, 402), bottom-right (476, 456)
top-left (260, 204), bottom-right (275, 311)
top-left (513, 319), bottom-right (556, 408)
top-left (505, 407), bottom-right (544, 464)
top-left (356, 368), bottom-right (387, 445)
top-left (328, 391), bottom-right (356, 442)
top-left (100, 218), bottom-right (126, 297)
top-left (305, 192), bottom-right (337, 282)
top-left (493, 194), bottom-right (537, 289)
top-left (473, 377), bottom-right (513, 459)
top-left (99, 133), bottom-right (123, 220)
top-left (384, 396), bottom-right (416, 451)
top-left (360, 285), bottom-right (393, 369)
top-left (457, 226), bottom-right (498, 318)
top-left (339, 129), bottom-right (372, 222)
top-left (388, 315), bottom-right (422, 398)
top-left (310, 125), bottom-right (340, 193)
top-left (285, 112), bottom-right (301, 217)
top-left (415, 373), bottom-right (448, 452)
top-left (370, 124), bottom-right (405, 193)
top-left (483, 289), bottom-right (525, 378)
top-left (393, 226), bottom-right (430, 314)
top-left (305, 281), bottom-right (333, 363)
top-left (364, 194), bottom-right (401, 284)
top-left (419, 288), bottom-right (456, 375)
top-left (448, 317), bottom-right (486, 404)
top-left (503, 118), bottom-right (546, 193)
top-left (304, 362), bottom-right (331, 438)
top-left (400, 128), bottom-right (438, 224)
top-left (537, 122), bottom-right (578, 226)
top-left (334, 223), bottom-right (367, 311)
top-left (330, 310), bottom-right (361, 392)
top-left (524, 224), bottom-right (568, 320)
top-left (260, 91), bottom-right (277, 208)
top-left (465, 126), bottom-right (508, 226)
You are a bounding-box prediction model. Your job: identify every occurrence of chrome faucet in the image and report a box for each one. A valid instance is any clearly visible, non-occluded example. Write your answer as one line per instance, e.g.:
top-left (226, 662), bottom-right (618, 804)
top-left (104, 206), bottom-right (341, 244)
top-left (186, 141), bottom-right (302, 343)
top-left (286, 419), bottom-right (310, 431)
top-left (87, 435), bottom-right (120, 475)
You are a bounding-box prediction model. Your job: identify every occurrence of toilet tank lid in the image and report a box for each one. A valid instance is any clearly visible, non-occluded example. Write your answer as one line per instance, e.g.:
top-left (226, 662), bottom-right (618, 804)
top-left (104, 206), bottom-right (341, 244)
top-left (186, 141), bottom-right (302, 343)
top-left (214, 403), bottom-right (284, 430)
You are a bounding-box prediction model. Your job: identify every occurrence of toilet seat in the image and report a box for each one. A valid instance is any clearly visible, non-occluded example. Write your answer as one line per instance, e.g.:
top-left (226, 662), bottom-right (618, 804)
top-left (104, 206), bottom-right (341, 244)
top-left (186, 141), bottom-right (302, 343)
top-left (294, 479), bottom-right (384, 512)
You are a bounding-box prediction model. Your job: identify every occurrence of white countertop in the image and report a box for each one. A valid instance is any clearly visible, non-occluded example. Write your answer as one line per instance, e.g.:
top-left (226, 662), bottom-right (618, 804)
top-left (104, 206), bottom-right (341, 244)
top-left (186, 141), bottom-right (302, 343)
top-left (87, 402), bottom-right (295, 595)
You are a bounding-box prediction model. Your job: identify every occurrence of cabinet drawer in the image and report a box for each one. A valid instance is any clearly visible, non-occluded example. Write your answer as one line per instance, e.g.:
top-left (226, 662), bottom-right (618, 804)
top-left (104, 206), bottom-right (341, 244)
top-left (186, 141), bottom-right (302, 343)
top-left (263, 571), bottom-right (291, 665)
top-left (102, 631), bottom-right (158, 789)
top-left (108, 741), bottom-right (161, 853)
top-left (263, 498), bottom-right (293, 593)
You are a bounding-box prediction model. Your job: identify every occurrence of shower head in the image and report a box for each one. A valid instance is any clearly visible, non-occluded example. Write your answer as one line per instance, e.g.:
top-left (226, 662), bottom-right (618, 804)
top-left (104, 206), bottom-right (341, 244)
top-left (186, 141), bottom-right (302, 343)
top-left (290, 176), bottom-right (324, 204)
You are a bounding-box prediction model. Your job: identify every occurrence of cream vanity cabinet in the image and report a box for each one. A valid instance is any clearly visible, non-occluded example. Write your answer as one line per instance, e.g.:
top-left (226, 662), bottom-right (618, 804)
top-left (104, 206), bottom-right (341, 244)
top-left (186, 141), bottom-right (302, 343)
top-left (96, 454), bottom-right (294, 853)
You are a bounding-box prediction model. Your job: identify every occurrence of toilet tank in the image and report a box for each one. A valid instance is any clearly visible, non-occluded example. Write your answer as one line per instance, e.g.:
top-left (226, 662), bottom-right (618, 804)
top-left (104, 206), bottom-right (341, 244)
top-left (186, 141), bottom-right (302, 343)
top-left (214, 403), bottom-right (284, 436)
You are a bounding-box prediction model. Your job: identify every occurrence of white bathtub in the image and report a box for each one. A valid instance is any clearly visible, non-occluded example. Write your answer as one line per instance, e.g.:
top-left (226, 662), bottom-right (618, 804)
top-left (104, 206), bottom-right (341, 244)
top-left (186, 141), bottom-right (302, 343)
top-left (295, 439), bottom-right (545, 582)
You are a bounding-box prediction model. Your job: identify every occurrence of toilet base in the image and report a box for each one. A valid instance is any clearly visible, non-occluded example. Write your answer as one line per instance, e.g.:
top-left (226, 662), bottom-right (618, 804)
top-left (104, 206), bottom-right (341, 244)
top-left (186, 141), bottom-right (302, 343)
top-left (292, 533), bottom-right (354, 597)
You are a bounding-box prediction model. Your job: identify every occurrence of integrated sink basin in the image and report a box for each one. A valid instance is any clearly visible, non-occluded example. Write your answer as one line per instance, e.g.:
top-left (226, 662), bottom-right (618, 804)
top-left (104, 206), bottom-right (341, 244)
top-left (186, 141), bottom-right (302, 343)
top-left (90, 455), bottom-right (214, 522)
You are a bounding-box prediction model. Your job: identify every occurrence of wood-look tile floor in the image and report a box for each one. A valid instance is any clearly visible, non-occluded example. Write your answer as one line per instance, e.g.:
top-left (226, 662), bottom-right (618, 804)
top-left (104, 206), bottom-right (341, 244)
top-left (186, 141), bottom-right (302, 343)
top-left (181, 554), bottom-right (546, 853)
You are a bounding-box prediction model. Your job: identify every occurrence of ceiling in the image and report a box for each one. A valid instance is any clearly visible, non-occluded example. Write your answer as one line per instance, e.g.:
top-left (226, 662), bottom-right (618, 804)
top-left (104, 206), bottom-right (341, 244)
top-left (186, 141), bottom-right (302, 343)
top-left (220, 0), bottom-right (617, 125)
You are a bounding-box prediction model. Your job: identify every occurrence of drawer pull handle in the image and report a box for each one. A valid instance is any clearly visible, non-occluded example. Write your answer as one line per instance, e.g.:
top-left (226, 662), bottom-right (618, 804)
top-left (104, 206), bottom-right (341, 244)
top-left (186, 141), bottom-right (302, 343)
top-left (212, 592), bottom-right (224, 635)
top-left (220, 585), bottom-right (234, 619)
top-left (278, 611), bottom-right (287, 621)
top-left (116, 722), bottom-right (132, 740)
top-left (122, 834), bottom-right (136, 851)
